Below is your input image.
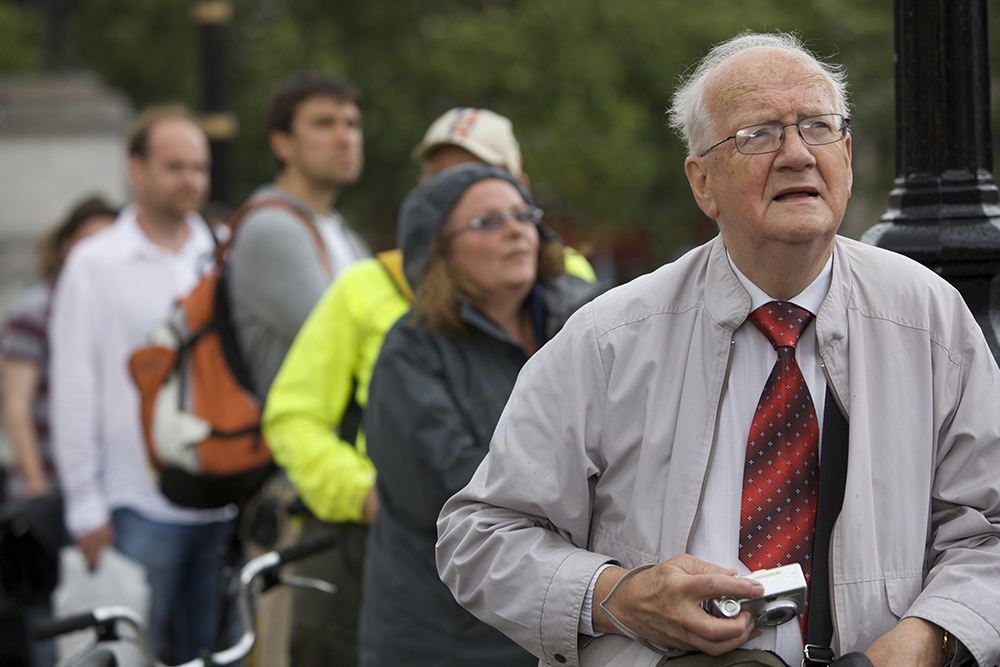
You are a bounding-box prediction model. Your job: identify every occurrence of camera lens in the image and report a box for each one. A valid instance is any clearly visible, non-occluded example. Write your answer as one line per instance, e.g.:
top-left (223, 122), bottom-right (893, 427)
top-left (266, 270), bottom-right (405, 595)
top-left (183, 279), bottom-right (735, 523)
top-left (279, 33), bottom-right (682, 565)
top-left (755, 600), bottom-right (798, 627)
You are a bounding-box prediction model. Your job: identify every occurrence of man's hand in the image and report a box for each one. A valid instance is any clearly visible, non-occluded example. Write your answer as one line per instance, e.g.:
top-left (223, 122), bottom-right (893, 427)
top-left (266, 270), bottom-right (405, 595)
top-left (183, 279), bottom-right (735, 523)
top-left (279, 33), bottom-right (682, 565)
top-left (76, 523), bottom-right (114, 570)
top-left (593, 554), bottom-right (763, 655)
top-left (362, 488), bottom-right (379, 525)
top-left (866, 617), bottom-right (948, 667)
top-left (24, 476), bottom-right (52, 498)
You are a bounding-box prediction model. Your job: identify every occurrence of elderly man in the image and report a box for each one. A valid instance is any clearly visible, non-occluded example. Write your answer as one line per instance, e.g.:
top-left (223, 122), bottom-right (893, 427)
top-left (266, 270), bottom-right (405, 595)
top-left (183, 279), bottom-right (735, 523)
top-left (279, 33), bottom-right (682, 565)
top-left (437, 32), bottom-right (1000, 667)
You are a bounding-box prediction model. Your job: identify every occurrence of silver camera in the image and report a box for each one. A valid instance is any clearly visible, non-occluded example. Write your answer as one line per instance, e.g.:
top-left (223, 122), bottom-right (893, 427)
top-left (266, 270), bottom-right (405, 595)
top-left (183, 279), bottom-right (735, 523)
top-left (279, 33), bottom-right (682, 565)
top-left (703, 563), bottom-right (806, 627)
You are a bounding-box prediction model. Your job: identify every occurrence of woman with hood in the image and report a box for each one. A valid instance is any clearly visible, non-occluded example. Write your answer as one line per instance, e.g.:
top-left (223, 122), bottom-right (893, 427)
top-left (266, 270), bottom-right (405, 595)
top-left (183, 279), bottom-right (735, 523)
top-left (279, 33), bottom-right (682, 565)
top-left (359, 163), bottom-right (604, 665)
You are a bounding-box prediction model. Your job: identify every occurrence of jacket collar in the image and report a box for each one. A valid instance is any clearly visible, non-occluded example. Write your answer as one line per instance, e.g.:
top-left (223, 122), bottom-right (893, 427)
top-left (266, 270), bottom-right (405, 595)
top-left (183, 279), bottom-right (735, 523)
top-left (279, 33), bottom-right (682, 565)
top-left (458, 297), bottom-right (517, 346)
top-left (703, 236), bottom-right (754, 333)
top-left (702, 234), bottom-right (851, 412)
top-left (457, 274), bottom-right (606, 349)
top-left (815, 237), bottom-right (852, 413)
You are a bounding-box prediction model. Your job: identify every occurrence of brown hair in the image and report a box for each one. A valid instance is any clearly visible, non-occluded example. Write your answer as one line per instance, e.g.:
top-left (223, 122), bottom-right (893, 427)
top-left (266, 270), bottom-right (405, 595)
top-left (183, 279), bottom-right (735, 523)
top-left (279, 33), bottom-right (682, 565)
top-left (38, 196), bottom-right (118, 277)
top-left (414, 234), bottom-right (565, 336)
top-left (127, 105), bottom-right (198, 159)
top-left (265, 74), bottom-right (363, 171)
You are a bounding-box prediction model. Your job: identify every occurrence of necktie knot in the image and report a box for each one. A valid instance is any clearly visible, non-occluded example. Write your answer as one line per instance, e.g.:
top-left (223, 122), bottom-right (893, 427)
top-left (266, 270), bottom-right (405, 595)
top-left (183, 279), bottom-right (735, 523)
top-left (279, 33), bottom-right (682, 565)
top-left (749, 301), bottom-right (814, 350)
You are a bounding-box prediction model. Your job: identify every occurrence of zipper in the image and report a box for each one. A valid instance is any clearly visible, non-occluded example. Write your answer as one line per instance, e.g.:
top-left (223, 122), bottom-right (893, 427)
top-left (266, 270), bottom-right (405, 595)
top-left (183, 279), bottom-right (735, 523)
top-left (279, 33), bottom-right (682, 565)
top-left (686, 335), bottom-right (737, 552)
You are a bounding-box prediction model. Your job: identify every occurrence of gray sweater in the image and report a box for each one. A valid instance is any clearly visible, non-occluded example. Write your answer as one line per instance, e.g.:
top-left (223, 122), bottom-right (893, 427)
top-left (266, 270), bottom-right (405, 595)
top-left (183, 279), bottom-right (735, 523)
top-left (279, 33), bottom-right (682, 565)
top-left (227, 185), bottom-right (370, 400)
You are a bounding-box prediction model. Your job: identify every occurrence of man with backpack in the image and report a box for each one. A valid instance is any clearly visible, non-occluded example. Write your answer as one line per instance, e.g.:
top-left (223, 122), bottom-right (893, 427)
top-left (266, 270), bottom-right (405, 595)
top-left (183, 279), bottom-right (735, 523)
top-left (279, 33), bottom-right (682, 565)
top-left (223, 74), bottom-right (370, 667)
top-left (49, 107), bottom-right (235, 663)
top-left (226, 74), bottom-right (371, 403)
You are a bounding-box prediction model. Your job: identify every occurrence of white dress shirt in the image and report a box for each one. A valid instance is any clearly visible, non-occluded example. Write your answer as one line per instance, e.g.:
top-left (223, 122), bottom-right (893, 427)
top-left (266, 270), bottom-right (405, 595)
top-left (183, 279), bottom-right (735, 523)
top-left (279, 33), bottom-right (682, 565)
top-left (686, 253), bottom-right (831, 663)
top-left (49, 206), bottom-right (234, 537)
top-left (582, 252), bottom-right (833, 666)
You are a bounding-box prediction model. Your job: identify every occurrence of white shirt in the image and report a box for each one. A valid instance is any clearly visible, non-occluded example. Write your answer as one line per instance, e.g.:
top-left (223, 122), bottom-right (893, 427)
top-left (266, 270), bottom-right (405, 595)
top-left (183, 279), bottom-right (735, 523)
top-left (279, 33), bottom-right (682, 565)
top-left (315, 211), bottom-right (366, 278)
top-left (582, 252), bottom-right (833, 665)
top-left (49, 206), bottom-right (234, 537)
top-left (686, 253), bottom-right (831, 662)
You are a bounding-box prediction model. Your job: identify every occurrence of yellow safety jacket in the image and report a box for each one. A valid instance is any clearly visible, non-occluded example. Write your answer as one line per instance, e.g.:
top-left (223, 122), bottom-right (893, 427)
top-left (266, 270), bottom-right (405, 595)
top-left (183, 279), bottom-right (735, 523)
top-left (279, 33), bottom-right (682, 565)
top-left (261, 247), bottom-right (596, 522)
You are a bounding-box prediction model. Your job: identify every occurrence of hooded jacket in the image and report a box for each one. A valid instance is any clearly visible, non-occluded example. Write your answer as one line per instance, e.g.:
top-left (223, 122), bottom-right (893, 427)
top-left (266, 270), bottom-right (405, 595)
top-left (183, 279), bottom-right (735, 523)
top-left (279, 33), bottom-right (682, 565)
top-left (358, 164), bottom-right (606, 666)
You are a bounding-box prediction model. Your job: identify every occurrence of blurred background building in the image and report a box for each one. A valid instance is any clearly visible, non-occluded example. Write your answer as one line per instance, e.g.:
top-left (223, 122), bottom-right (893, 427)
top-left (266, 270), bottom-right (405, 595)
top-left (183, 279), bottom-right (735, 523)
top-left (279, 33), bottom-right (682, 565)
top-left (0, 72), bottom-right (131, 314)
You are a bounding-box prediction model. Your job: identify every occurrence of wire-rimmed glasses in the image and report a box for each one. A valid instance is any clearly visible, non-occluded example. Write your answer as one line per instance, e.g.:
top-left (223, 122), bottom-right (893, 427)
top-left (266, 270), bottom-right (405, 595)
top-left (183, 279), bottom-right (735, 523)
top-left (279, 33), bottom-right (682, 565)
top-left (699, 114), bottom-right (850, 158)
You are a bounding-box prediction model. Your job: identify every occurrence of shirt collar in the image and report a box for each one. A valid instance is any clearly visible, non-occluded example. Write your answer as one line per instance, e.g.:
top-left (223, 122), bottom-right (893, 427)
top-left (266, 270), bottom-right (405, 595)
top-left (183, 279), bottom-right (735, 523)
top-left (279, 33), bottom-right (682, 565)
top-left (726, 251), bottom-right (833, 316)
top-left (116, 204), bottom-right (212, 261)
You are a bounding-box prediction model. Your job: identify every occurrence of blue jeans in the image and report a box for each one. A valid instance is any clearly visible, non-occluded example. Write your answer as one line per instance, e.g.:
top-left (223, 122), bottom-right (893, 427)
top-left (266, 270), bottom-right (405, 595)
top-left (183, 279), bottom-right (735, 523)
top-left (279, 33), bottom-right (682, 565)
top-left (112, 509), bottom-right (234, 663)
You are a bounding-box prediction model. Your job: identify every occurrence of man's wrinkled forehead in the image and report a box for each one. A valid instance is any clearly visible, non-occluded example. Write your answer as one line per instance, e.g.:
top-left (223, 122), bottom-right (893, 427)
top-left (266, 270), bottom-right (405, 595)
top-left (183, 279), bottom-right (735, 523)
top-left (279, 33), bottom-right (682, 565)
top-left (704, 47), bottom-right (836, 129)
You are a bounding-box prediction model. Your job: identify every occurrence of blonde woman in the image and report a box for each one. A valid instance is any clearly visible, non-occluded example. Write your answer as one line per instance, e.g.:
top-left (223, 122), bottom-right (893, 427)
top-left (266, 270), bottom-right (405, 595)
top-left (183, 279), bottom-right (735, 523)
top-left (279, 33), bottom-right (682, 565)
top-left (359, 163), bottom-right (603, 665)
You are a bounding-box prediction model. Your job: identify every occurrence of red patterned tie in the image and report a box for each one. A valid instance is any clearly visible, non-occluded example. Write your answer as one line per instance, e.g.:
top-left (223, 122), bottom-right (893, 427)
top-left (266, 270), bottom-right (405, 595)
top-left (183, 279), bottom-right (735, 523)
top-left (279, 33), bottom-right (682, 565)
top-left (739, 301), bottom-right (819, 637)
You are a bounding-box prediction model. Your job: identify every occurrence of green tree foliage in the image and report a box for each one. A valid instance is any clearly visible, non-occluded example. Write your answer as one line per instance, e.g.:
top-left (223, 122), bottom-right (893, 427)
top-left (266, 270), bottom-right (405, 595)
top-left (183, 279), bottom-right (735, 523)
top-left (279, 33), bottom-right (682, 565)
top-left (75, 0), bottom-right (200, 109)
top-left (0, 1), bottom-right (44, 72)
top-left (13, 0), bottom-right (1000, 268)
top-left (226, 0), bottom-right (895, 256)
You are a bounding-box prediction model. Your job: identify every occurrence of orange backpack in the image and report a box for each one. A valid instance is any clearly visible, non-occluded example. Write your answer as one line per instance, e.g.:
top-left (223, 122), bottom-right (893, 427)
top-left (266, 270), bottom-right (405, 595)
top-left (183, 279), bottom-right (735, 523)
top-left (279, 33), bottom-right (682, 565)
top-left (129, 198), bottom-right (330, 508)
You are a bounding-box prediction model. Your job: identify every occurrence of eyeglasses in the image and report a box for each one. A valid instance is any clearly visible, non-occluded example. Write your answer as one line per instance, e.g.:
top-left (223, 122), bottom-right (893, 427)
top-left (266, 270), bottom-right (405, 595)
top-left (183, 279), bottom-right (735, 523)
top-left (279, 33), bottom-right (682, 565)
top-left (699, 114), bottom-right (850, 158)
top-left (446, 207), bottom-right (543, 238)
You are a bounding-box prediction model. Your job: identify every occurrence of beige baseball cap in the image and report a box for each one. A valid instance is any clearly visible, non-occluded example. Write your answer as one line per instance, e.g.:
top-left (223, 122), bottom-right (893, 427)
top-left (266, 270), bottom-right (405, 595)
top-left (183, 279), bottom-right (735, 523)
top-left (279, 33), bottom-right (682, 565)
top-left (411, 107), bottom-right (523, 178)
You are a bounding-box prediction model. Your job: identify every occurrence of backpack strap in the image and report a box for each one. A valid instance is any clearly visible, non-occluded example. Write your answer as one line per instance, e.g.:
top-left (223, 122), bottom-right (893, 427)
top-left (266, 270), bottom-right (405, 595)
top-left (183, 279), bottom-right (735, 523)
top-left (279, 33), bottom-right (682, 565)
top-left (376, 249), bottom-right (414, 303)
top-left (218, 197), bottom-right (332, 276)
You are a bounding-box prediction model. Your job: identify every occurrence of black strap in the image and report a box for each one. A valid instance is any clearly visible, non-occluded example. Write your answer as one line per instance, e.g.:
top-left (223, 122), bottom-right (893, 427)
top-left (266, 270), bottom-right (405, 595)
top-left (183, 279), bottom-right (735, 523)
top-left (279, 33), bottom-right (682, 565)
top-left (806, 387), bottom-right (850, 649)
top-left (214, 267), bottom-right (256, 395)
top-left (337, 378), bottom-right (364, 447)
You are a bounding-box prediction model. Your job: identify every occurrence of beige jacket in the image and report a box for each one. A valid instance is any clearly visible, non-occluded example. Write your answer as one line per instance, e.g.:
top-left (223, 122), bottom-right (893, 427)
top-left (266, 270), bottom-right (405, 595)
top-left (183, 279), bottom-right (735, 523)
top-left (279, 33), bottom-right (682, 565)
top-left (437, 235), bottom-right (1000, 667)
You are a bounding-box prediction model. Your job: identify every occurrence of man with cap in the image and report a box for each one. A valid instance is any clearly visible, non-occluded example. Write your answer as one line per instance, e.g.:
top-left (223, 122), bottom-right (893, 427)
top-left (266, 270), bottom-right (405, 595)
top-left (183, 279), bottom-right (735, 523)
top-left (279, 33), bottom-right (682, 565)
top-left (261, 106), bottom-right (595, 666)
top-left (412, 107), bottom-right (528, 184)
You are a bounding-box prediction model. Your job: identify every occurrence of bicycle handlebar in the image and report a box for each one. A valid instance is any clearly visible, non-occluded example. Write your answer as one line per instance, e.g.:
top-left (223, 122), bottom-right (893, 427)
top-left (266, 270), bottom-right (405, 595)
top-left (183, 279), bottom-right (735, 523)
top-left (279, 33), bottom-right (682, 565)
top-left (29, 531), bottom-right (338, 666)
top-left (31, 605), bottom-right (146, 642)
top-left (31, 611), bottom-right (98, 641)
top-left (276, 528), bottom-right (339, 566)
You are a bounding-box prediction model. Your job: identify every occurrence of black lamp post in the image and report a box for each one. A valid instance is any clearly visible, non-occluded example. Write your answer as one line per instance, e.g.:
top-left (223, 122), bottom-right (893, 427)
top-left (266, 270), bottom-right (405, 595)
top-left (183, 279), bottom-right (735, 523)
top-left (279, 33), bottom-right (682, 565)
top-left (862, 0), bottom-right (1000, 361)
top-left (192, 0), bottom-right (238, 205)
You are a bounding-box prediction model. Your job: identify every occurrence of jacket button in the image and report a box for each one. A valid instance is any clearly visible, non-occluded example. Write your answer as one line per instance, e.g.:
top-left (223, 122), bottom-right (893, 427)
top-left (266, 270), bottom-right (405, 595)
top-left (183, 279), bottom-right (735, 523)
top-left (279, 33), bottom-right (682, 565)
top-left (554, 655), bottom-right (567, 664)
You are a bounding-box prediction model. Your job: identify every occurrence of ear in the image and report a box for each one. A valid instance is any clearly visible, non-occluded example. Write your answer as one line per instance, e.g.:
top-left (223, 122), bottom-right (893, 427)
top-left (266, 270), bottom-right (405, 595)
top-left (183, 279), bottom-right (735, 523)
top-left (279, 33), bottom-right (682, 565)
top-left (268, 129), bottom-right (293, 166)
top-left (685, 156), bottom-right (719, 220)
top-left (127, 154), bottom-right (145, 191)
top-left (844, 133), bottom-right (854, 195)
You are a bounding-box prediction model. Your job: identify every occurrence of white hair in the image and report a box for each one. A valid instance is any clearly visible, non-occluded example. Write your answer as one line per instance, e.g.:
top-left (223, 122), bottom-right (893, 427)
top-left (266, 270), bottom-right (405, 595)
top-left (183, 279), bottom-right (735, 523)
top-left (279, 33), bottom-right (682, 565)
top-left (667, 31), bottom-right (851, 156)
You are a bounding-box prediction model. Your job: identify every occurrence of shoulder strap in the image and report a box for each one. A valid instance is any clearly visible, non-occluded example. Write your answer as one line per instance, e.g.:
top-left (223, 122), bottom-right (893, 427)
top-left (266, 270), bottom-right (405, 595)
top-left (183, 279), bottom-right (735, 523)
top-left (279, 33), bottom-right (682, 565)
top-left (376, 249), bottom-right (414, 303)
top-left (806, 387), bottom-right (850, 651)
top-left (218, 197), bottom-right (332, 275)
top-left (337, 379), bottom-right (364, 448)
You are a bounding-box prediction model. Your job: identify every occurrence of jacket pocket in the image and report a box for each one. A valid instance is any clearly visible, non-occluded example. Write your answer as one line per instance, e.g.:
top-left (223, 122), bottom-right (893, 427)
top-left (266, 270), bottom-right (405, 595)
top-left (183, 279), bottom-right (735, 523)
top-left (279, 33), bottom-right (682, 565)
top-left (884, 574), bottom-right (922, 618)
